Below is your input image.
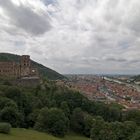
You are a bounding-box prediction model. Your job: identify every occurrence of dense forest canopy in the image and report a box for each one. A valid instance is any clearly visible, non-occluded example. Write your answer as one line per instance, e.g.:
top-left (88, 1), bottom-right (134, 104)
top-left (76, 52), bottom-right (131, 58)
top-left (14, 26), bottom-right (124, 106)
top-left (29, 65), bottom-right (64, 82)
top-left (0, 79), bottom-right (139, 139)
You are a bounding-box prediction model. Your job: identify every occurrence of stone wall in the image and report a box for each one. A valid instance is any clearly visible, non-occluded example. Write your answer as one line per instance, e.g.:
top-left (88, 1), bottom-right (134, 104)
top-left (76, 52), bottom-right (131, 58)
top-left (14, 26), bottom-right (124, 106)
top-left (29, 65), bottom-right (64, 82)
top-left (0, 55), bottom-right (39, 79)
top-left (0, 62), bottom-right (19, 77)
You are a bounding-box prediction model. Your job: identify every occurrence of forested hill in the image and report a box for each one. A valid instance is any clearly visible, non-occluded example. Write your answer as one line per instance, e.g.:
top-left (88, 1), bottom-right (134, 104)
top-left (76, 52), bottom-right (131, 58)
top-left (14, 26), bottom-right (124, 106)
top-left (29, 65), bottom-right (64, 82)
top-left (131, 75), bottom-right (140, 82)
top-left (0, 53), bottom-right (65, 80)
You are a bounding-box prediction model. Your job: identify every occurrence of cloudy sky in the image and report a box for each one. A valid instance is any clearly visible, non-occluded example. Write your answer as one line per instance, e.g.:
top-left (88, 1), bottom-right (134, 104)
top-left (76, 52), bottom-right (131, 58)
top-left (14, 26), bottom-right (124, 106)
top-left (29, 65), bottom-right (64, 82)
top-left (0, 0), bottom-right (140, 74)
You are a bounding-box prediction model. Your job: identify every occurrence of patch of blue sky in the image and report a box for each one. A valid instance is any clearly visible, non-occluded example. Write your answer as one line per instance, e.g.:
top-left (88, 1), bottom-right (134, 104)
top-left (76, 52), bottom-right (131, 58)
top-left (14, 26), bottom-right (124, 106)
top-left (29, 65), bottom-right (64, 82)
top-left (15, 41), bottom-right (25, 47)
top-left (42, 0), bottom-right (57, 6)
top-left (118, 41), bottom-right (131, 50)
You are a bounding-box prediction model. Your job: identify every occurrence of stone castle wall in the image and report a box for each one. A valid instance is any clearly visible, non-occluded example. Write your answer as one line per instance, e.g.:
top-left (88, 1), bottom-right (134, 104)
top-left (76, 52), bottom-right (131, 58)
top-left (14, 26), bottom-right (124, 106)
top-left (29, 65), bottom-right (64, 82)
top-left (0, 55), bottom-right (38, 78)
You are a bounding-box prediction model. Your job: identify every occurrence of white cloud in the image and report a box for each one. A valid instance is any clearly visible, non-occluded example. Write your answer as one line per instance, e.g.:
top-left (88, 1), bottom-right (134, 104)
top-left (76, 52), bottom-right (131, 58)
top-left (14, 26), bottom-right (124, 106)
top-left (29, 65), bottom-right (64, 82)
top-left (0, 0), bottom-right (140, 74)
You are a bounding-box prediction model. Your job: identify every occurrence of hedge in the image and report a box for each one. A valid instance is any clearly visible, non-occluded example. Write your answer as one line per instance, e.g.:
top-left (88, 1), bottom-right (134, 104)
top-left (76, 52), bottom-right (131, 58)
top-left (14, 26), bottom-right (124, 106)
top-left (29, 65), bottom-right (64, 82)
top-left (0, 122), bottom-right (11, 134)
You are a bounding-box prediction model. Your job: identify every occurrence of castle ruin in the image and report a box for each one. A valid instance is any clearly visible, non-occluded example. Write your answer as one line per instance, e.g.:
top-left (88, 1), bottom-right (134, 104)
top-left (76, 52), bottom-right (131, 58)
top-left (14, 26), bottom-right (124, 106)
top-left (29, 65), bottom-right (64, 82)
top-left (0, 55), bottom-right (38, 79)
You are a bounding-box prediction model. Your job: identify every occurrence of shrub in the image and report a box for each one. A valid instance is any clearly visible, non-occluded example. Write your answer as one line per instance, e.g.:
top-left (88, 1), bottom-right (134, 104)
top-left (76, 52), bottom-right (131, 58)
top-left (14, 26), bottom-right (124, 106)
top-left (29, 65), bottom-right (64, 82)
top-left (0, 122), bottom-right (11, 134)
top-left (0, 107), bottom-right (20, 127)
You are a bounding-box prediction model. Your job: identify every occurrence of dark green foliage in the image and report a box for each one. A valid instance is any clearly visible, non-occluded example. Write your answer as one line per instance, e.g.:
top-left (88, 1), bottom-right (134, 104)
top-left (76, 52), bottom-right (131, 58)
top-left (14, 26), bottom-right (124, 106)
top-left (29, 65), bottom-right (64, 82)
top-left (0, 86), bottom-right (33, 128)
top-left (70, 108), bottom-right (94, 137)
top-left (109, 121), bottom-right (124, 140)
top-left (0, 107), bottom-right (20, 127)
top-left (3, 81), bottom-right (12, 86)
top-left (91, 119), bottom-right (137, 140)
top-left (83, 114), bottom-right (94, 137)
top-left (0, 80), bottom-right (139, 138)
top-left (4, 87), bottom-right (33, 127)
top-left (109, 103), bottom-right (124, 110)
top-left (35, 108), bottom-right (69, 137)
top-left (90, 117), bottom-right (105, 140)
top-left (4, 87), bottom-right (25, 109)
top-left (123, 110), bottom-right (140, 126)
top-left (107, 106), bottom-right (122, 122)
top-left (27, 109), bottom-right (40, 127)
top-left (50, 88), bottom-right (88, 112)
top-left (0, 97), bottom-right (18, 110)
top-left (0, 122), bottom-right (11, 134)
top-left (99, 122), bottom-right (117, 140)
top-left (60, 101), bottom-right (70, 118)
top-left (131, 128), bottom-right (140, 140)
top-left (0, 97), bottom-right (20, 127)
top-left (123, 121), bottom-right (137, 139)
top-left (33, 61), bottom-right (65, 80)
top-left (81, 99), bottom-right (122, 122)
top-left (70, 108), bottom-right (85, 133)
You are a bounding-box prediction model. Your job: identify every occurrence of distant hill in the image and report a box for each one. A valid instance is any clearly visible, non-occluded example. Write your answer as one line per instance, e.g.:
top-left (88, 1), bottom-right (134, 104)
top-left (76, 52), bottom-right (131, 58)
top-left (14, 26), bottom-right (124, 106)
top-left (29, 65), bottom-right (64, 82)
top-left (0, 53), bottom-right (65, 80)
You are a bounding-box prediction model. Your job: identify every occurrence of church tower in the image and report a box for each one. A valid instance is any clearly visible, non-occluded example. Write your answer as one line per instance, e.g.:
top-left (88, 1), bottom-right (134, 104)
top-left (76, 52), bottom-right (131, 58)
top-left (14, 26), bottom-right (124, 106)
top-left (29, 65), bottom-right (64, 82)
top-left (20, 55), bottom-right (31, 77)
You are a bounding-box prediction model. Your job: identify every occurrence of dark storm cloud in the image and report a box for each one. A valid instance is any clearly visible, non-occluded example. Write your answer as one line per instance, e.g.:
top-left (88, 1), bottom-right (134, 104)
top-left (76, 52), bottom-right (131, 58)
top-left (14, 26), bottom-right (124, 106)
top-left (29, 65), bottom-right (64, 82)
top-left (0, 0), bottom-right (51, 35)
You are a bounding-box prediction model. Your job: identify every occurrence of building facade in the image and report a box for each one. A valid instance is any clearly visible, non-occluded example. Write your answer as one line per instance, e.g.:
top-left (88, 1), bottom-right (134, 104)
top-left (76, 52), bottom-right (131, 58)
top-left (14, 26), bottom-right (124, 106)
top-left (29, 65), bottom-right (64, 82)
top-left (0, 55), bottom-right (38, 78)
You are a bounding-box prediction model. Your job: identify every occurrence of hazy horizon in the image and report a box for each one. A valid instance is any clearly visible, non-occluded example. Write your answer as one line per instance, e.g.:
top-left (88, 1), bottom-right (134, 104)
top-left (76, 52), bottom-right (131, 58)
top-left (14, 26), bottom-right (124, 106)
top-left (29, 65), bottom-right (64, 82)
top-left (0, 0), bottom-right (140, 74)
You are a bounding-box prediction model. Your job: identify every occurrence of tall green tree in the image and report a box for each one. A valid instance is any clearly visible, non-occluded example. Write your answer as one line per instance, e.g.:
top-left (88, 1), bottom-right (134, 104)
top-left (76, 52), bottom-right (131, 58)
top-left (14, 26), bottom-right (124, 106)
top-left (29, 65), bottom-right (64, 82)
top-left (60, 101), bottom-right (70, 118)
top-left (83, 114), bottom-right (94, 137)
top-left (35, 107), bottom-right (69, 137)
top-left (90, 117), bottom-right (105, 140)
top-left (70, 107), bottom-right (85, 133)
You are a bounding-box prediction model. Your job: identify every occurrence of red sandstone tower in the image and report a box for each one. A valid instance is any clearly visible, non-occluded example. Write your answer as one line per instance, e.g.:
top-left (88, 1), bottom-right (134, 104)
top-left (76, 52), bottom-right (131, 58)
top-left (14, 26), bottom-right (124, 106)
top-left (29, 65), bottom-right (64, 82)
top-left (20, 55), bottom-right (31, 77)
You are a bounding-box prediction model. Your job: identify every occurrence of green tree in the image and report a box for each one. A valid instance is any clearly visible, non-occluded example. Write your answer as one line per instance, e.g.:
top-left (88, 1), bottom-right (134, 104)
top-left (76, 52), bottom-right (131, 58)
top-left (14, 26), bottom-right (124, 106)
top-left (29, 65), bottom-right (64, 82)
top-left (70, 108), bottom-right (85, 133)
top-left (60, 101), bottom-right (70, 118)
top-left (27, 109), bottom-right (40, 127)
top-left (90, 117), bottom-right (105, 140)
top-left (4, 87), bottom-right (32, 128)
top-left (99, 122), bottom-right (116, 140)
top-left (35, 107), bottom-right (69, 137)
top-left (110, 121), bottom-right (125, 140)
top-left (83, 114), bottom-right (94, 137)
top-left (107, 106), bottom-right (122, 122)
top-left (123, 121), bottom-right (137, 140)
top-left (123, 110), bottom-right (140, 126)
top-left (5, 87), bottom-right (25, 109)
top-left (0, 97), bottom-right (17, 110)
top-left (131, 128), bottom-right (140, 140)
top-left (0, 107), bottom-right (20, 127)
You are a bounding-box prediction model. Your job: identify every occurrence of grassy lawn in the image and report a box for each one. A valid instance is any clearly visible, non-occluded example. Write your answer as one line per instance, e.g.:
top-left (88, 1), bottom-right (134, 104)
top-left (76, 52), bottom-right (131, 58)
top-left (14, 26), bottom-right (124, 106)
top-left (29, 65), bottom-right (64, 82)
top-left (0, 128), bottom-right (90, 140)
top-left (64, 133), bottom-right (91, 140)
